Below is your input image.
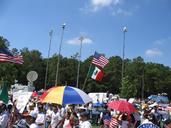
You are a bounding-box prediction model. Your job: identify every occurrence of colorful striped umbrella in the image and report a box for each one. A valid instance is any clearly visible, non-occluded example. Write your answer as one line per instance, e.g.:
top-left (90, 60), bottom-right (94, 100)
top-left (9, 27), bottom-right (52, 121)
top-left (40, 86), bottom-right (92, 105)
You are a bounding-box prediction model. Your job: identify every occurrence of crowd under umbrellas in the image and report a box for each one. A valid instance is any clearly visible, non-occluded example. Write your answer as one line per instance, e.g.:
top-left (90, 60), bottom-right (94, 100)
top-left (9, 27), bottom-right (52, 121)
top-left (0, 86), bottom-right (171, 128)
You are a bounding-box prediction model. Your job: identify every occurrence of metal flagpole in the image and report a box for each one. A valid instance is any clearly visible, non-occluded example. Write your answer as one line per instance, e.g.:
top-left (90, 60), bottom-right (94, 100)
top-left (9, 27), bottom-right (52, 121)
top-left (55, 23), bottom-right (66, 86)
top-left (44, 30), bottom-right (53, 90)
top-left (121, 26), bottom-right (127, 87)
top-left (82, 63), bottom-right (92, 91)
top-left (76, 36), bottom-right (84, 88)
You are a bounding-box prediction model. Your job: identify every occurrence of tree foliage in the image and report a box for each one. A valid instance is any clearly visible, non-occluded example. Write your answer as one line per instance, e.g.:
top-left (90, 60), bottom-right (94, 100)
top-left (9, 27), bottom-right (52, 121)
top-left (0, 36), bottom-right (171, 98)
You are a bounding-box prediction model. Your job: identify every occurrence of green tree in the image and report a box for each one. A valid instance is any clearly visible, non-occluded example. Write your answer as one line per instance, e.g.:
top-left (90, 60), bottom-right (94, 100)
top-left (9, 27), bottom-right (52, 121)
top-left (0, 36), bottom-right (10, 49)
top-left (120, 76), bottom-right (137, 99)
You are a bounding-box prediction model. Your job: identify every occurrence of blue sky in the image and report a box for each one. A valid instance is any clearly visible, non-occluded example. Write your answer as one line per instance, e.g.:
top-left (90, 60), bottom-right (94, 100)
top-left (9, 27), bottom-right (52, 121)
top-left (0, 0), bottom-right (171, 67)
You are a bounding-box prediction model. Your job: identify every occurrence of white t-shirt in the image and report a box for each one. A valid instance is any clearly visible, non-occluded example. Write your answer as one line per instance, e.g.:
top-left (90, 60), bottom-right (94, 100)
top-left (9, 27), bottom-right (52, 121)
top-left (35, 113), bottom-right (46, 128)
top-left (63, 119), bottom-right (70, 128)
top-left (30, 123), bottom-right (40, 128)
top-left (50, 112), bottom-right (62, 128)
top-left (80, 120), bottom-right (92, 128)
top-left (46, 109), bottom-right (53, 122)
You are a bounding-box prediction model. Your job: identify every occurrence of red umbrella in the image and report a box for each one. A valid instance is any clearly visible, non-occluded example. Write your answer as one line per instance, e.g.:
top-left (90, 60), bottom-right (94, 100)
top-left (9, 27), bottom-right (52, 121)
top-left (108, 100), bottom-right (136, 114)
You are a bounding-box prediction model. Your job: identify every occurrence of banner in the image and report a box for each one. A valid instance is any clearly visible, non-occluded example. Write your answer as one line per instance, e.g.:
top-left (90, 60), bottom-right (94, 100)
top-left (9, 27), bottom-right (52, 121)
top-left (13, 91), bottom-right (32, 113)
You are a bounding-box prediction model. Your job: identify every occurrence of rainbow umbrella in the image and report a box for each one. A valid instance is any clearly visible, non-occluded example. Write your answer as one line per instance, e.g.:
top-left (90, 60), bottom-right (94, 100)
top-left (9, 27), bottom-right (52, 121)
top-left (40, 86), bottom-right (92, 105)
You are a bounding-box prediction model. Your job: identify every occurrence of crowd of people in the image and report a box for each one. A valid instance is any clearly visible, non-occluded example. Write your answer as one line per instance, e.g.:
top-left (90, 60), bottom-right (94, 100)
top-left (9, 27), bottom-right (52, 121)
top-left (0, 94), bottom-right (171, 128)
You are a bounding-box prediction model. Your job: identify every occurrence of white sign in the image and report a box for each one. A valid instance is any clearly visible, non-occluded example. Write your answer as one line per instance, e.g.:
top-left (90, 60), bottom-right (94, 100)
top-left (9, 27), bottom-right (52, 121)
top-left (88, 93), bottom-right (107, 103)
top-left (13, 91), bottom-right (32, 113)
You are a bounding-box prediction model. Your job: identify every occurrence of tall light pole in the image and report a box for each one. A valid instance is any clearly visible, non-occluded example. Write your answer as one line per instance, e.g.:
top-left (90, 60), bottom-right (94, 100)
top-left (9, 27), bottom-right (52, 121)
top-left (121, 26), bottom-right (127, 87)
top-left (44, 30), bottom-right (53, 90)
top-left (76, 36), bottom-right (84, 88)
top-left (55, 23), bottom-right (66, 86)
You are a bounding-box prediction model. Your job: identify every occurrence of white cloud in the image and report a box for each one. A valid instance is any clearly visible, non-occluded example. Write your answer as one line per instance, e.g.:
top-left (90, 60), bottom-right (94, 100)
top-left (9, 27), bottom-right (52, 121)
top-left (112, 8), bottom-right (132, 16)
top-left (145, 48), bottom-right (162, 57)
top-left (66, 37), bottom-right (93, 45)
top-left (154, 37), bottom-right (171, 45)
top-left (90, 0), bottom-right (121, 11)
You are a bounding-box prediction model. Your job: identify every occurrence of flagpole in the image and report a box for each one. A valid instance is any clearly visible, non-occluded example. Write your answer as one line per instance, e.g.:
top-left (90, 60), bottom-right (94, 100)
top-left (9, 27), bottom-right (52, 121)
top-left (82, 63), bottom-right (92, 91)
top-left (55, 23), bottom-right (66, 86)
top-left (76, 36), bottom-right (84, 88)
top-left (121, 26), bottom-right (127, 87)
top-left (44, 30), bottom-right (53, 90)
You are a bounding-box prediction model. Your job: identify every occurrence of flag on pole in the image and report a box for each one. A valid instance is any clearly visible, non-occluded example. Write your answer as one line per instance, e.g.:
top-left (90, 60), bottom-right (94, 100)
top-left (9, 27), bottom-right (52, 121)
top-left (89, 65), bottom-right (104, 81)
top-left (0, 48), bottom-right (24, 64)
top-left (92, 51), bottom-right (109, 68)
top-left (0, 82), bottom-right (9, 104)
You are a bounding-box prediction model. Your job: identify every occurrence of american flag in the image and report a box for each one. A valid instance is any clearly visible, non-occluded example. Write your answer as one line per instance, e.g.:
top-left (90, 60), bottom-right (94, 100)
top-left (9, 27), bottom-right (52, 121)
top-left (92, 51), bottom-right (109, 68)
top-left (109, 118), bottom-right (118, 128)
top-left (0, 48), bottom-right (24, 64)
top-left (138, 123), bottom-right (159, 128)
top-left (103, 115), bottom-right (111, 126)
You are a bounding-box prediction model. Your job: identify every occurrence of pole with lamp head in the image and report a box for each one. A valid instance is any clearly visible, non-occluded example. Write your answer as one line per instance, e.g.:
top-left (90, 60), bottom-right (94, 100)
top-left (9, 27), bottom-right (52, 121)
top-left (55, 23), bottom-right (66, 86)
top-left (121, 26), bottom-right (127, 87)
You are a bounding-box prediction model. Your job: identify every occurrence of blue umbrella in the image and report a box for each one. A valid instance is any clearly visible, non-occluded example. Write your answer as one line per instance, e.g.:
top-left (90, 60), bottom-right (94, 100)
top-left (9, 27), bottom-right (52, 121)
top-left (148, 95), bottom-right (158, 100)
top-left (156, 96), bottom-right (169, 103)
top-left (148, 95), bottom-right (169, 103)
top-left (138, 123), bottom-right (159, 128)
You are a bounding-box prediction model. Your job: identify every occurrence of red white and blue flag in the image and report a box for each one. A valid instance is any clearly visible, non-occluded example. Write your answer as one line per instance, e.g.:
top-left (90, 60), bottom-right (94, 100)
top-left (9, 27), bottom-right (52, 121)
top-left (0, 48), bottom-right (24, 64)
top-left (103, 115), bottom-right (111, 126)
top-left (92, 51), bottom-right (109, 68)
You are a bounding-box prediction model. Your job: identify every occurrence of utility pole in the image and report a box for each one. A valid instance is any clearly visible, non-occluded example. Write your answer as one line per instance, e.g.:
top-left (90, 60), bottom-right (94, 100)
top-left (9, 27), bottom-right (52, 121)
top-left (44, 30), bottom-right (53, 90)
top-left (55, 23), bottom-right (66, 86)
top-left (121, 26), bottom-right (127, 87)
top-left (76, 36), bottom-right (84, 88)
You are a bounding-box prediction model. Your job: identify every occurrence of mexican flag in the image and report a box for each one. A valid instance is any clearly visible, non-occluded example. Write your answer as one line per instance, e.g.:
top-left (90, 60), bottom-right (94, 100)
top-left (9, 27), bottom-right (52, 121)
top-left (89, 65), bottom-right (104, 81)
top-left (0, 82), bottom-right (9, 104)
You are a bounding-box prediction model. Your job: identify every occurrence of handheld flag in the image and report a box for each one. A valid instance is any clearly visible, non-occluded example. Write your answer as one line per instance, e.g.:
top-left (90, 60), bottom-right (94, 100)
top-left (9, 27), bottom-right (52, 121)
top-left (89, 65), bottom-right (104, 81)
top-left (0, 82), bottom-right (9, 104)
top-left (92, 51), bottom-right (109, 68)
top-left (0, 48), bottom-right (23, 64)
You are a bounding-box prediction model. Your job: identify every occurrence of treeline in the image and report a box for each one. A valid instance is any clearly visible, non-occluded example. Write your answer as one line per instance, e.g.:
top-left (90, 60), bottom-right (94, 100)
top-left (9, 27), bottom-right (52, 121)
top-left (0, 36), bottom-right (171, 98)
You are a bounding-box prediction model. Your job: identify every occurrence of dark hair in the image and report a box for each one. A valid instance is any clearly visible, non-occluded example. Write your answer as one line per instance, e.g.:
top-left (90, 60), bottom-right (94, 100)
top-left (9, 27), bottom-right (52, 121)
top-left (0, 104), bottom-right (6, 110)
top-left (122, 114), bottom-right (128, 121)
top-left (164, 119), bottom-right (171, 125)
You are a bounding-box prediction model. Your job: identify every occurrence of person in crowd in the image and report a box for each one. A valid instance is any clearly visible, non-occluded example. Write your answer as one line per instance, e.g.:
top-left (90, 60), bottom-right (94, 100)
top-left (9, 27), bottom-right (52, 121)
top-left (57, 105), bottom-right (66, 127)
top-left (63, 112), bottom-right (72, 128)
top-left (79, 111), bottom-right (92, 128)
top-left (13, 114), bottom-right (30, 128)
top-left (35, 104), bottom-right (46, 128)
top-left (28, 111), bottom-right (39, 128)
top-left (150, 106), bottom-right (161, 126)
top-left (70, 112), bottom-right (79, 128)
top-left (46, 104), bottom-right (53, 128)
top-left (132, 111), bottom-right (141, 128)
top-left (141, 112), bottom-right (153, 124)
top-left (49, 105), bottom-right (63, 128)
top-left (164, 119), bottom-right (171, 128)
top-left (0, 101), bottom-right (8, 128)
top-left (6, 102), bottom-right (13, 127)
top-left (119, 113), bottom-right (129, 128)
